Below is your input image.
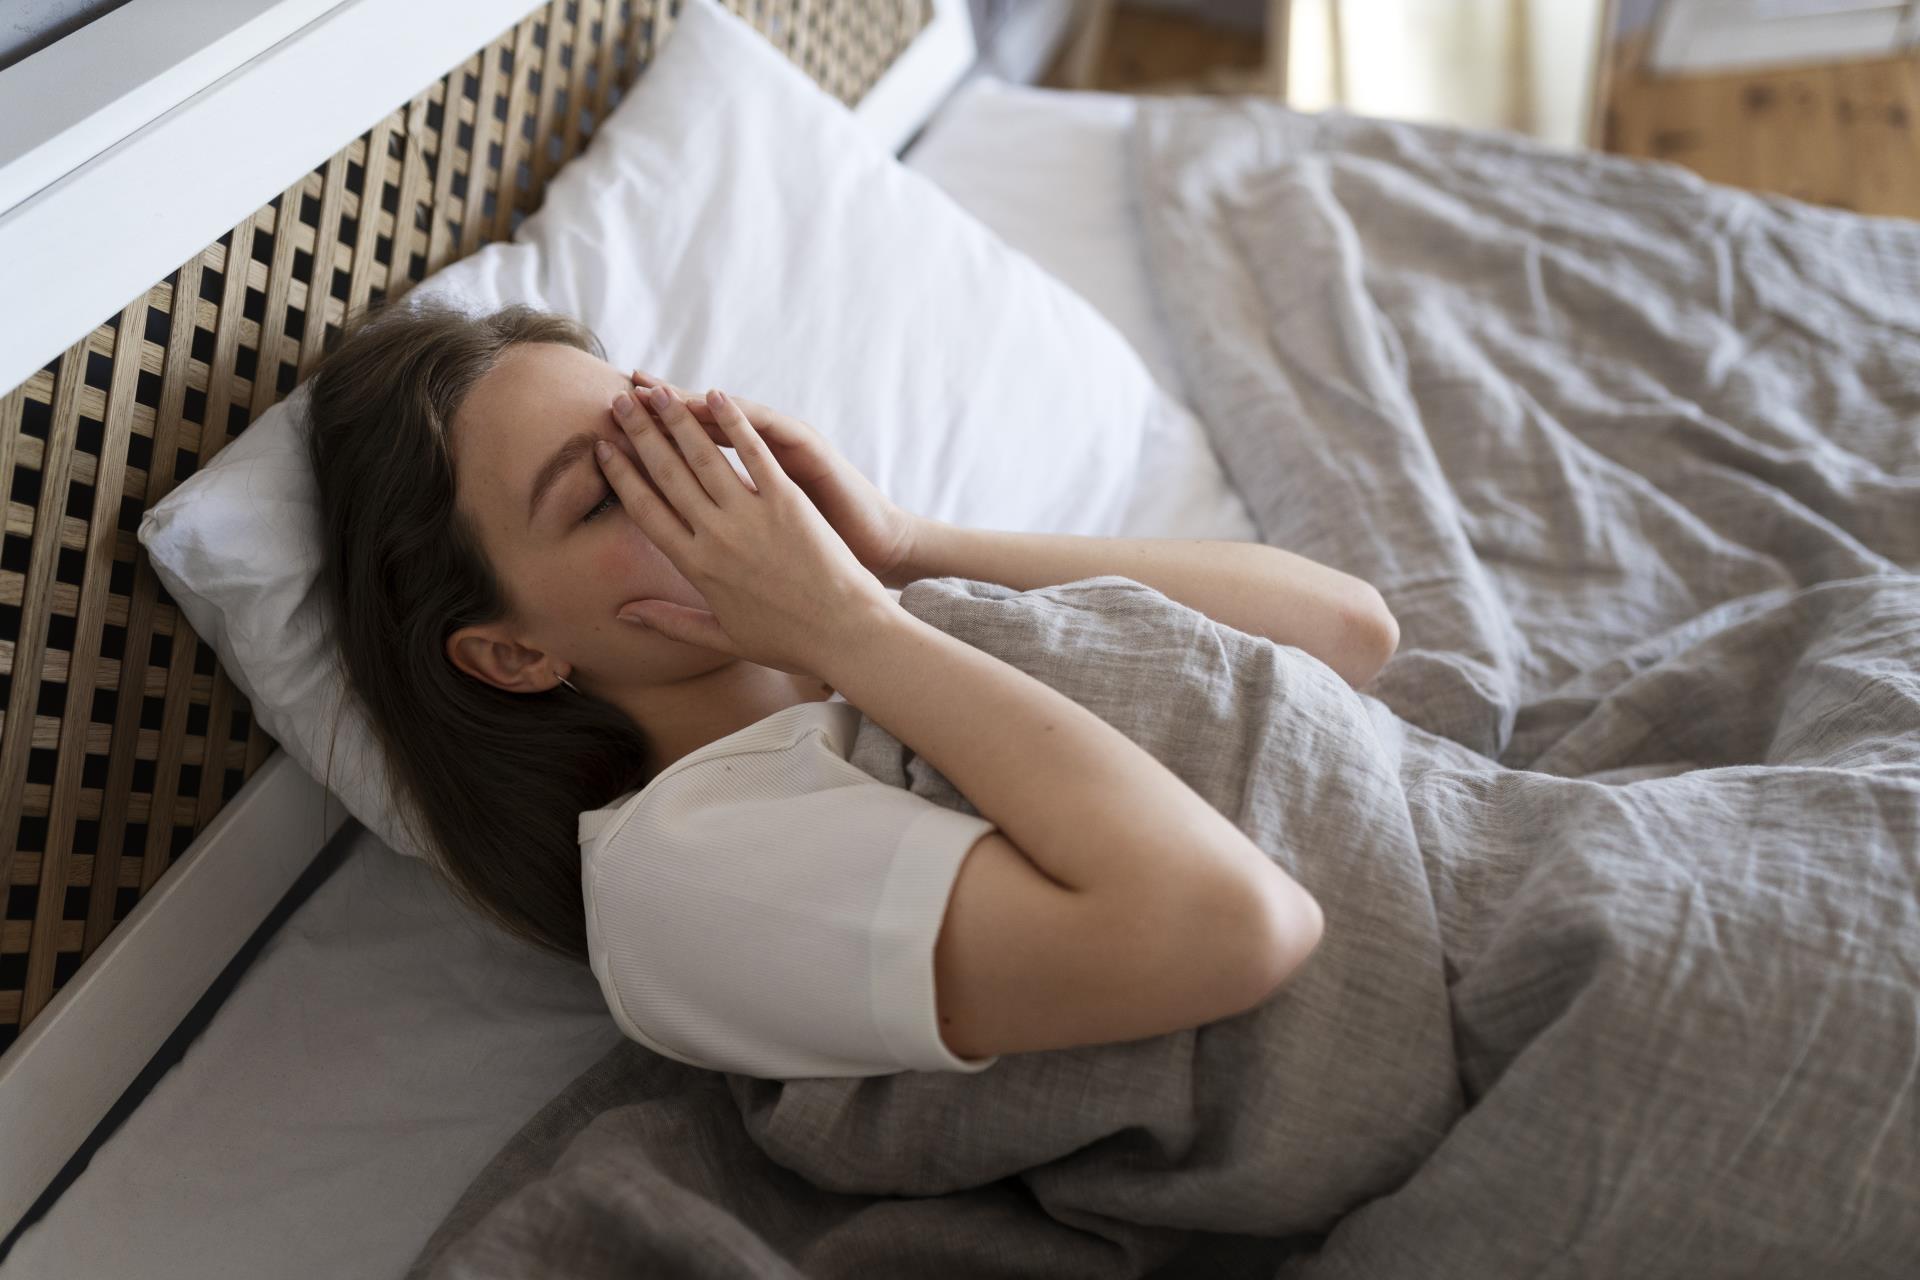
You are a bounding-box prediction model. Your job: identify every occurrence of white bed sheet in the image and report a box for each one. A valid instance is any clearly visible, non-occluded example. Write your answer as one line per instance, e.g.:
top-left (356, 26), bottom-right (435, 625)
top-left (3, 76), bottom-right (1257, 1280)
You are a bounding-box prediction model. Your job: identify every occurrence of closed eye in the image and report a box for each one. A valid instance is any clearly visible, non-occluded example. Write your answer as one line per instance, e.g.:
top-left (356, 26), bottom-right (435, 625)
top-left (582, 488), bottom-right (617, 523)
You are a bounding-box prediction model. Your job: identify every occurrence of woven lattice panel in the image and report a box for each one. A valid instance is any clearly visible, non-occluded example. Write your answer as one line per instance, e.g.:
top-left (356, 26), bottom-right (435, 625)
top-left (0, 0), bottom-right (934, 1054)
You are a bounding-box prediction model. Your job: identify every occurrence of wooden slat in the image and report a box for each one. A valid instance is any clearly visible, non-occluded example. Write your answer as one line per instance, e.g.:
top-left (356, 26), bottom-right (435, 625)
top-left (380, 95), bottom-right (433, 305)
top-left (191, 661), bottom-right (241, 842)
top-left (527, 0), bottom-right (574, 194)
top-left (298, 151), bottom-right (353, 378)
top-left (200, 215), bottom-right (257, 461)
top-left (555, 0), bottom-right (603, 166)
top-left (490, 17), bottom-right (542, 242)
top-left (85, 261), bottom-right (202, 956)
top-left (17, 714), bottom-right (215, 760)
top-left (138, 594), bottom-right (200, 895)
top-left (0, 385), bottom-right (23, 563)
top-left (423, 62), bottom-right (469, 278)
top-left (242, 701), bottom-right (276, 776)
top-left (15, 649), bottom-right (200, 700)
top-left (0, 333), bottom-right (89, 909)
top-left (246, 179), bottom-right (305, 422)
top-left (589, 0), bottom-right (625, 133)
top-left (461, 26), bottom-right (510, 259)
top-left (20, 296), bottom-right (144, 1024)
top-left (344, 116), bottom-right (397, 315)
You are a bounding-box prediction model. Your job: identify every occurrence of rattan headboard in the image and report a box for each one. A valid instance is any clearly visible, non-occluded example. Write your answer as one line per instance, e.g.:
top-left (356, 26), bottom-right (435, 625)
top-left (0, 0), bottom-right (936, 1054)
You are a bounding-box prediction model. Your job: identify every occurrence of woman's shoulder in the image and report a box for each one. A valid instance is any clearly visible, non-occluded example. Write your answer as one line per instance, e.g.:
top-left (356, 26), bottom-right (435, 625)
top-left (577, 695), bottom-right (857, 846)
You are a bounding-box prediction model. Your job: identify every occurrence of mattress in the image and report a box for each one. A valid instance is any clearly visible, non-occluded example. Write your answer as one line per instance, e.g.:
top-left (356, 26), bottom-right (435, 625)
top-left (1, 79), bottom-right (1255, 1280)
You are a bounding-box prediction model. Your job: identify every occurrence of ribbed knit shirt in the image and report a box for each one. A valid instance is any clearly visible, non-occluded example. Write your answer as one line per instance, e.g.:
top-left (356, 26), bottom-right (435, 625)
top-left (578, 690), bottom-right (1004, 1080)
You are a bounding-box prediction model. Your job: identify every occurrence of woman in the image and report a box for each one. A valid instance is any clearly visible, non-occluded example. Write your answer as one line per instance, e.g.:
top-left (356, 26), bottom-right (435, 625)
top-left (305, 297), bottom-right (1398, 1068)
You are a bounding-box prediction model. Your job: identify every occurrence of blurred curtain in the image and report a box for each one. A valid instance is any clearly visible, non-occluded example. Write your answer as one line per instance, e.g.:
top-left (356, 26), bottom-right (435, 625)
top-left (1286, 0), bottom-right (1609, 148)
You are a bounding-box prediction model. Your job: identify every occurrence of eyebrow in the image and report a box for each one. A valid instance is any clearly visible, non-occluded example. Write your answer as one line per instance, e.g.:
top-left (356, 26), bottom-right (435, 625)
top-left (527, 430), bottom-right (604, 526)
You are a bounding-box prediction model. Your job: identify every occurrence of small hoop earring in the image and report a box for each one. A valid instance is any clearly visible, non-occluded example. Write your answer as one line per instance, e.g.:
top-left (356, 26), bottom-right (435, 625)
top-left (558, 674), bottom-right (580, 694)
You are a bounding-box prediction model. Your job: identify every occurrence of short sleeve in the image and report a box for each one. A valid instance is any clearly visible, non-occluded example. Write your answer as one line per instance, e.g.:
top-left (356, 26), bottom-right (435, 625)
top-left (580, 707), bottom-right (1003, 1080)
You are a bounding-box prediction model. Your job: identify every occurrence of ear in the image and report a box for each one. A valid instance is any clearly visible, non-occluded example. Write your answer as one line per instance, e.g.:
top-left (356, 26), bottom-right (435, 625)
top-left (445, 623), bottom-right (557, 695)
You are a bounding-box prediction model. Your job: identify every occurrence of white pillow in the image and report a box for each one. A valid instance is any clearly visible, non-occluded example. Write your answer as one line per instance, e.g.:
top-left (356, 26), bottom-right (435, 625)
top-left (136, 0), bottom-right (1165, 864)
top-left (904, 74), bottom-right (1186, 400)
top-left (900, 73), bottom-right (1262, 547)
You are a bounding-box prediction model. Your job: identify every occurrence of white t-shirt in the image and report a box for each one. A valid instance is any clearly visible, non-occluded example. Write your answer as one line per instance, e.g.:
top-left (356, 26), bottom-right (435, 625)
top-left (578, 690), bottom-right (1004, 1080)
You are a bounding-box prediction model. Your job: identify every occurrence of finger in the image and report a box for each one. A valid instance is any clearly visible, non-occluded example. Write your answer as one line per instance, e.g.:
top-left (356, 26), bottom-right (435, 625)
top-left (702, 388), bottom-right (792, 496)
top-left (609, 389), bottom-right (710, 525)
top-left (593, 431), bottom-right (694, 547)
top-left (616, 600), bottom-right (738, 656)
top-left (630, 374), bottom-right (739, 461)
top-left (633, 370), bottom-right (703, 412)
top-left (629, 373), bottom-right (811, 447)
top-left (645, 385), bottom-right (719, 431)
top-left (633, 372), bottom-right (752, 458)
top-left (634, 371), bottom-right (731, 435)
top-left (633, 378), bottom-right (819, 485)
top-left (637, 384), bottom-right (742, 509)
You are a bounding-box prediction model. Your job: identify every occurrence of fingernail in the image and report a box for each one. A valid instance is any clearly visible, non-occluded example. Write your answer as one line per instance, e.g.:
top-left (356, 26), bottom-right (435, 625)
top-left (649, 385), bottom-right (672, 410)
top-left (709, 388), bottom-right (728, 408)
top-left (617, 611), bottom-right (647, 627)
top-left (612, 391), bottom-right (634, 418)
top-left (594, 441), bottom-right (612, 460)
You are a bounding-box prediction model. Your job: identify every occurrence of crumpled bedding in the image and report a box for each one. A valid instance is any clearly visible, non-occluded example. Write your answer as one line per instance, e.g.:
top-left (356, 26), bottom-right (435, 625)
top-left (407, 99), bottom-right (1920, 1279)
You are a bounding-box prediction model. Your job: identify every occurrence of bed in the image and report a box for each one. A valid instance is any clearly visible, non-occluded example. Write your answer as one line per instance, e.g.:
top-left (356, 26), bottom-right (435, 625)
top-left (5, 0), bottom-right (1919, 1276)
top-left (0, 5), bottom-right (1254, 1274)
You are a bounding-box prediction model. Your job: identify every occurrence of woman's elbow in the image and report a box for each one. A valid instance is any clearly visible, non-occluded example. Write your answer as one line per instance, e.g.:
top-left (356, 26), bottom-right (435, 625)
top-left (1339, 584), bottom-right (1399, 688)
top-left (1248, 882), bottom-right (1326, 1002)
top-left (1370, 587), bottom-right (1401, 667)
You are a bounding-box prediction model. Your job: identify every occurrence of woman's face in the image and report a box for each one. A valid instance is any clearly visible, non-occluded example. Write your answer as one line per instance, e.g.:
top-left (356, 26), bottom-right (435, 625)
top-left (442, 341), bottom-right (723, 695)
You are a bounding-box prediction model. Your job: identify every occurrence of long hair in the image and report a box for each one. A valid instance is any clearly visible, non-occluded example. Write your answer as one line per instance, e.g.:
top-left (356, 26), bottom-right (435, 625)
top-left (304, 298), bottom-right (656, 964)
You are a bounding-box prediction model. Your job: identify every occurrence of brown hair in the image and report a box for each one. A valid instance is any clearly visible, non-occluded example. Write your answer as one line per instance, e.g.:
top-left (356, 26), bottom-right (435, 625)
top-left (303, 297), bottom-right (656, 964)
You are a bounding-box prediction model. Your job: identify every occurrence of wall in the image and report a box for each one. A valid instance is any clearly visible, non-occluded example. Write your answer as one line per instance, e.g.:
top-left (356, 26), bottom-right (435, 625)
top-left (966, 0), bottom-right (1080, 85)
top-left (0, 0), bottom-right (132, 71)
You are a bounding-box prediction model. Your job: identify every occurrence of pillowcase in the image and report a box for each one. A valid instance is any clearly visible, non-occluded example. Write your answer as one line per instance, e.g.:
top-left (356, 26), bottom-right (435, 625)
top-left (903, 74), bottom-right (1187, 400)
top-left (900, 74), bottom-right (1263, 548)
top-left (136, 0), bottom-right (1166, 864)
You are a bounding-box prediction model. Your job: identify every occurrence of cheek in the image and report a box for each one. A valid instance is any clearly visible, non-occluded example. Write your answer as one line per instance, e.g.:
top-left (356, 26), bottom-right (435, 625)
top-left (593, 527), bottom-right (688, 597)
top-left (593, 539), bottom-right (634, 584)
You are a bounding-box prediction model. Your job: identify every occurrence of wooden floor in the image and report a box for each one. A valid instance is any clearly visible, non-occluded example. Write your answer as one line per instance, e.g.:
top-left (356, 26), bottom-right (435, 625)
top-left (1038, 3), bottom-right (1266, 95)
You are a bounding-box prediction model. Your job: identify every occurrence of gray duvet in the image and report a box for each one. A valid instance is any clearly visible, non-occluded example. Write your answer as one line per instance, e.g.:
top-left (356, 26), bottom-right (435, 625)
top-left (407, 99), bottom-right (1920, 1278)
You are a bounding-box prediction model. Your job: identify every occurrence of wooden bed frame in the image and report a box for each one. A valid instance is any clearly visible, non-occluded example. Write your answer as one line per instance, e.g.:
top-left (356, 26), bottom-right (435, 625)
top-left (0, 0), bottom-right (971, 1232)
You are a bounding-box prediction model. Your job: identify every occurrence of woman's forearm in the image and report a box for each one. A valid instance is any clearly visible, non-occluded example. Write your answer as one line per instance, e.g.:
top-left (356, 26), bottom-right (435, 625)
top-left (894, 519), bottom-right (1400, 688)
top-left (817, 603), bottom-right (1305, 945)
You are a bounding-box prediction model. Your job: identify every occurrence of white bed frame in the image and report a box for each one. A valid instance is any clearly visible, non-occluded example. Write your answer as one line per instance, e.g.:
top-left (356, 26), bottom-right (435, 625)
top-left (0, 0), bottom-right (976, 1233)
